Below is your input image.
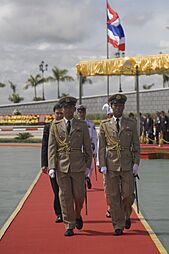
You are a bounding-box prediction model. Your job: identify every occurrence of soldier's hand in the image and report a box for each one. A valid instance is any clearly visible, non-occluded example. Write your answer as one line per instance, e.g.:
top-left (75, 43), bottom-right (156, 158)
top-left (93, 154), bottom-right (96, 159)
top-left (91, 143), bottom-right (95, 151)
top-left (41, 166), bottom-right (48, 174)
top-left (100, 166), bottom-right (107, 175)
top-left (133, 164), bottom-right (139, 176)
top-left (85, 168), bottom-right (90, 177)
top-left (48, 169), bottom-right (55, 178)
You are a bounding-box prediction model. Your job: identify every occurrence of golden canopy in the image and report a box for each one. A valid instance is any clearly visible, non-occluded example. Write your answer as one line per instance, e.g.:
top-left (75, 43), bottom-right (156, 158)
top-left (76, 54), bottom-right (169, 76)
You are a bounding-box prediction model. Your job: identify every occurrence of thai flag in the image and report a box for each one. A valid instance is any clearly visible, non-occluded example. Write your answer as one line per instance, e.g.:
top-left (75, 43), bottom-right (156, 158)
top-left (107, 2), bottom-right (125, 51)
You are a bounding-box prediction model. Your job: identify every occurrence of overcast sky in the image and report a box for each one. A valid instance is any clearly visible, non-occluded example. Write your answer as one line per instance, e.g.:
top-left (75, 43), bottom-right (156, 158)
top-left (0, 0), bottom-right (169, 105)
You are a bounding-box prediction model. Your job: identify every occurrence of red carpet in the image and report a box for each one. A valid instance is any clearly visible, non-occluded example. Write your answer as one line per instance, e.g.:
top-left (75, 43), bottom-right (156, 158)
top-left (0, 172), bottom-right (161, 254)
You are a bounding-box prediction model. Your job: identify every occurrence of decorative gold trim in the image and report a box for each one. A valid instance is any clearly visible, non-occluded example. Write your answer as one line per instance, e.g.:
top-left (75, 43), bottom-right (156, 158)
top-left (101, 122), bottom-right (121, 158)
top-left (54, 123), bottom-right (70, 152)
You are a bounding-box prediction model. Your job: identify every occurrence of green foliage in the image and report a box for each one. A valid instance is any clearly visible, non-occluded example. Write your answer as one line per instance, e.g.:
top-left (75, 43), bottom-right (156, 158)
top-left (33, 96), bottom-right (44, 101)
top-left (8, 93), bottom-right (24, 103)
top-left (0, 138), bottom-right (41, 143)
top-left (15, 132), bottom-right (34, 140)
top-left (61, 93), bottom-right (69, 97)
top-left (0, 82), bottom-right (6, 88)
top-left (48, 66), bottom-right (74, 98)
top-left (163, 74), bottom-right (169, 87)
top-left (24, 74), bottom-right (45, 100)
top-left (86, 113), bottom-right (105, 120)
top-left (142, 83), bottom-right (155, 90)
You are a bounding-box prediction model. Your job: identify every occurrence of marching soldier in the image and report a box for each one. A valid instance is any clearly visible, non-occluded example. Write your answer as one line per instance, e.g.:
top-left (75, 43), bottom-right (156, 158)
top-left (76, 104), bottom-right (97, 189)
top-left (102, 103), bottom-right (113, 217)
top-left (48, 96), bottom-right (92, 237)
top-left (99, 94), bottom-right (140, 236)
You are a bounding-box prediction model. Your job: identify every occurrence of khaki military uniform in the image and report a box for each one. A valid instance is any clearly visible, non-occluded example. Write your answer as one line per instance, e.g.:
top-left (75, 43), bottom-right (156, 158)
top-left (99, 116), bottom-right (140, 230)
top-left (48, 118), bottom-right (92, 229)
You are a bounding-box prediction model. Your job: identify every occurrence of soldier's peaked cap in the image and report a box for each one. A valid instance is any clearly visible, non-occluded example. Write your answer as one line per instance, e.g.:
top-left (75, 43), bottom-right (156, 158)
top-left (59, 96), bottom-right (77, 107)
top-left (77, 104), bottom-right (86, 111)
top-left (108, 94), bottom-right (127, 105)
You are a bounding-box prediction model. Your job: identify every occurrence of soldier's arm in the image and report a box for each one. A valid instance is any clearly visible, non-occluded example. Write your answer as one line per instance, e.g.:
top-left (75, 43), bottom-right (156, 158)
top-left (48, 123), bottom-right (57, 170)
top-left (41, 124), bottom-right (50, 168)
top-left (98, 122), bottom-right (107, 167)
top-left (83, 122), bottom-right (92, 168)
top-left (132, 121), bottom-right (140, 165)
top-left (91, 122), bottom-right (98, 155)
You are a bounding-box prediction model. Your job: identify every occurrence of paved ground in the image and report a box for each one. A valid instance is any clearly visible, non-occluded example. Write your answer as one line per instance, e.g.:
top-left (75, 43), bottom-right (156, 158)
top-left (0, 146), bottom-right (168, 252)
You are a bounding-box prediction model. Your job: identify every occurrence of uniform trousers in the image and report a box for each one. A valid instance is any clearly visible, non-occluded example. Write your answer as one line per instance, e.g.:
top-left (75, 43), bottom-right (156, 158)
top-left (104, 170), bottom-right (134, 230)
top-left (88, 157), bottom-right (95, 178)
top-left (56, 170), bottom-right (85, 230)
top-left (50, 175), bottom-right (62, 216)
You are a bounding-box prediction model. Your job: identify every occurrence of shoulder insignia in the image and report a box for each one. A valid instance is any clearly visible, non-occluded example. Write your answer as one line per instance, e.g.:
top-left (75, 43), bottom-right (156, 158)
top-left (101, 119), bottom-right (111, 123)
top-left (54, 119), bottom-right (63, 124)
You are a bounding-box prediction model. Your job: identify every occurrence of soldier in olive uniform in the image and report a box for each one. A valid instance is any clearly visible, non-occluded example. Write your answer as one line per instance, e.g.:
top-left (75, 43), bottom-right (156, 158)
top-left (48, 96), bottom-right (92, 237)
top-left (99, 94), bottom-right (140, 236)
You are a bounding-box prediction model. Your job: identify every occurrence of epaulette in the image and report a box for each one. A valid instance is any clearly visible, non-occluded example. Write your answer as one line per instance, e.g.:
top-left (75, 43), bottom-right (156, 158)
top-left (125, 117), bottom-right (137, 127)
top-left (77, 119), bottom-right (85, 123)
top-left (101, 119), bottom-right (111, 123)
top-left (125, 117), bottom-right (135, 123)
top-left (54, 119), bottom-right (63, 124)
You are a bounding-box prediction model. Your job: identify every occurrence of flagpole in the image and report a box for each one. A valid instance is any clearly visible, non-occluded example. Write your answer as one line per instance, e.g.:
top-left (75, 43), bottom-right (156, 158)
top-left (106, 0), bottom-right (110, 99)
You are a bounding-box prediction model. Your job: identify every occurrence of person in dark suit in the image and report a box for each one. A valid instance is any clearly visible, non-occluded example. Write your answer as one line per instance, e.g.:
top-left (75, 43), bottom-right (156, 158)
top-left (160, 111), bottom-right (169, 143)
top-left (41, 103), bottom-right (63, 223)
top-left (154, 111), bottom-right (161, 144)
top-left (144, 113), bottom-right (154, 144)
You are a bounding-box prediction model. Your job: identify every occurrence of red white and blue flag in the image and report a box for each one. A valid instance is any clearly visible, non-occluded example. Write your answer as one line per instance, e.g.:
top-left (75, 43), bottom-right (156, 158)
top-left (107, 2), bottom-right (125, 51)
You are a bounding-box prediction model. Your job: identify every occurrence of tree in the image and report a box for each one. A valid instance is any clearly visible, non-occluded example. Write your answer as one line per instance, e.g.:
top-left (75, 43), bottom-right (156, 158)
top-left (0, 82), bottom-right (6, 88)
top-left (48, 66), bottom-right (74, 98)
top-left (9, 93), bottom-right (24, 103)
top-left (78, 75), bottom-right (93, 104)
top-left (163, 74), bottom-right (169, 87)
top-left (80, 76), bottom-right (92, 96)
top-left (61, 93), bottom-right (69, 97)
top-left (8, 81), bottom-right (24, 103)
top-left (142, 83), bottom-right (155, 90)
top-left (0, 81), bottom-right (24, 103)
top-left (24, 74), bottom-right (45, 101)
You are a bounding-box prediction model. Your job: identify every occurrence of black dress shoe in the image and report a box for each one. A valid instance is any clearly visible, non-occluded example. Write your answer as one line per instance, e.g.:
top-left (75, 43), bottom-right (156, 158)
top-left (86, 177), bottom-right (92, 189)
top-left (55, 215), bottom-right (63, 223)
top-left (64, 229), bottom-right (74, 237)
top-left (114, 229), bottom-right (123, 236)
top-left (125, 218), bottom-right (131, 229)
top-left (76, 216), bottom-right (83, 230)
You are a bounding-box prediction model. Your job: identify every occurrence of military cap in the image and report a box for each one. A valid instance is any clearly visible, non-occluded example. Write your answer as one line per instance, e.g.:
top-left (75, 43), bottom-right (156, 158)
top-left (108, 94), bottom-right (127, 105)
top-left (76, 104), bottom-right (86, 111)
top-left (59, 96), bottom-right (77, 107)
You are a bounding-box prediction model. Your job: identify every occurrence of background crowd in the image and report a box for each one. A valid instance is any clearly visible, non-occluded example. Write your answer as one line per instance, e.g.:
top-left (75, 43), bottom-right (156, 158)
top-left (139, 111), bottom-right (169, 144)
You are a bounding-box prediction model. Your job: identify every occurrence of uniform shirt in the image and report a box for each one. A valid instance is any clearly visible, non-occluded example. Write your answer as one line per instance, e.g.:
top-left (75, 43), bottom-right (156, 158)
top-left (48, 118), bottom-right (92, 173)
top-left (99, 116), bottom-right (140, 171)
top-left (112, 116), bottom-right (122, 130)
top-left (64, 117), bottom-right (73, 133)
